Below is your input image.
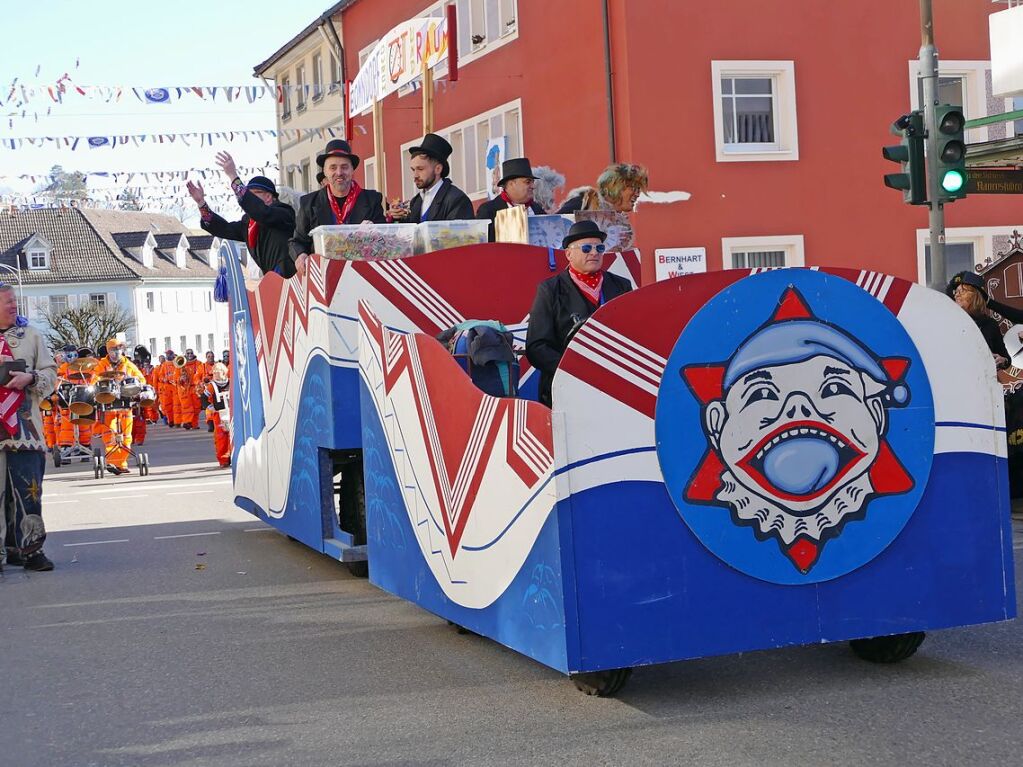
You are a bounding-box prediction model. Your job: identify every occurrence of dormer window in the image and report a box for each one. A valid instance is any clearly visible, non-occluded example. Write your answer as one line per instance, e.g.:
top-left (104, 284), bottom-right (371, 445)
top-left (27, 249), bottom-right (49, 270)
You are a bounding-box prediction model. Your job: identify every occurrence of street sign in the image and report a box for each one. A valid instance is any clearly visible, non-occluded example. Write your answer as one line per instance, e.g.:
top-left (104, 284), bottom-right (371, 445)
top-left (965, 169), bottom-right (1023, 194)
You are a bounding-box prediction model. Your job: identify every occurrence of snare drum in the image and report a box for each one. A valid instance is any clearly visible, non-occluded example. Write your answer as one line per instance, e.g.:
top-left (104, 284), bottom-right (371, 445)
top-left (94, 379), bottom-right (120, 405)
top-left (120, 376), bottom-right (143, 398)
top-left (56, 382), bottom-right (75, 408)
top-left (138, 385), bottom-right (157, 407)
top-left (69, 385), bottom-right (96, 416)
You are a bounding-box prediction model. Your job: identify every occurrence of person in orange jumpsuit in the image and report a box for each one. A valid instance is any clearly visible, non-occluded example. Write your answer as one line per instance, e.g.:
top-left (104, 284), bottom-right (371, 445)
top-left (158, 349), bottom-right (178, 427)
top-left (204, 363), bottom-right (232, 467)
top-left (145, 356), bottom-right (163, 424)
top-left (130, 345), bottom-right (152, 446)
top-left (54, 344), bottom-right (96, 452)
top-left (91, 339), bottom-right (146, 475)
top-left (41, 349), bottom-right (65, 450)
top-left (201, 351), bottom-right (216, 432)
top-left (175, 349), bottom-right (202, 430)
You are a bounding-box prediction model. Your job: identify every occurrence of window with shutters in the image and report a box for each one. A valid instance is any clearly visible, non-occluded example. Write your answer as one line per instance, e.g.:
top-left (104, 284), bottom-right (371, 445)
top-left (281, 75), bottom-right (292, 121)
top-left (721, 235), bottom-right (805, 270)
top-left (712, 61), bottom-right (798, 162)
top-left (207, 333), bottom-right (215, 352)
top-left (89, 293), bottom-right (107, 308)
top-left (296, 64), bottom-right (307, 112)
top-left (312, 53), bottom-right (324, 101)
top-left (50, 294), bottom-right (68, 312)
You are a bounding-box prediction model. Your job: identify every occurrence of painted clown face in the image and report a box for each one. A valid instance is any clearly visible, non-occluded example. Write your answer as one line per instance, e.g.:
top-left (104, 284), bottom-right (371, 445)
top-left (683, 287), bottom-right (914, 573)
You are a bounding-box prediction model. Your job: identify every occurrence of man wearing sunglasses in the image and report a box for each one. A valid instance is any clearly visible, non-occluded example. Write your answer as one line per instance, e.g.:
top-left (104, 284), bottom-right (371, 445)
top-left (526, 220), bottom-right (632, 406)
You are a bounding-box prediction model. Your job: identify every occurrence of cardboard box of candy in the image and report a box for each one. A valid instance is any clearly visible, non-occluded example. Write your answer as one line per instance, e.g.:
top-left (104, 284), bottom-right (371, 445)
top-left (311, 224), bottom-right (417, 261)
top-left (415, 220), bottom-right (490, 254)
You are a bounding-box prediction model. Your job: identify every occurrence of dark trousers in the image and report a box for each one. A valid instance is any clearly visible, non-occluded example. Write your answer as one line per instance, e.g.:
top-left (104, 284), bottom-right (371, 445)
top-left (1, 450), bottom-right (47, 564)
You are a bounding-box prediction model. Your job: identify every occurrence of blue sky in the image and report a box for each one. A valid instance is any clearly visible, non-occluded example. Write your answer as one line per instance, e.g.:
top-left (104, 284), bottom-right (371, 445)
top-left (0, 0), bottom-right (338, 212)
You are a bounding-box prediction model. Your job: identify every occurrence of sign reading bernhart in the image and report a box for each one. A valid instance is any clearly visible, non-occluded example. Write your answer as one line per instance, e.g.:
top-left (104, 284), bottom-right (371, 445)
top-left (965, 169), bottom-right (1023, 194)
top-left (349, 15), bottom-right (451, 117)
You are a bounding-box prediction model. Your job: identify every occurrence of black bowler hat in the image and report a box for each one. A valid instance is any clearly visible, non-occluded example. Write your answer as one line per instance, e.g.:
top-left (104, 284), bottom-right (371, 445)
top-left (498, 157), bottom-right (539, 187)
top-left (562, 220), bottom-right (607, 249)
top-left (247, 176), bottom-right (278, 197)
top-left (409, 133), bottom-right (453, 178)
top-left (316, 139), bottom-right (360, 169)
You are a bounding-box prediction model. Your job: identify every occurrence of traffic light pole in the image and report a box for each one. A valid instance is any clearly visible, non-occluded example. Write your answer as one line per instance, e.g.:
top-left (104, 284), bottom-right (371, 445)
top-left (920, 0), bottom-right (946, 289)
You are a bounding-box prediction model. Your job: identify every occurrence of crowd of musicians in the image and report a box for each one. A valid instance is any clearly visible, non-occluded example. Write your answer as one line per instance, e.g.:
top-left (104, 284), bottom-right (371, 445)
top-left (42, 340), bottom-right (234, 475)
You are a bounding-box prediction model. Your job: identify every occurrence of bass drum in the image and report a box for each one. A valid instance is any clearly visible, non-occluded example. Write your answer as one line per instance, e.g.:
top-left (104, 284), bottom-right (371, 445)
top-left (69, 385), bottom-right (96, 416)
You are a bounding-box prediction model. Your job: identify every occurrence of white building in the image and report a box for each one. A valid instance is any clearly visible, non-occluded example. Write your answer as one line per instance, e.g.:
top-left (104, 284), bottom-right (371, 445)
top-left (0, 206), bottom-right (244, 355)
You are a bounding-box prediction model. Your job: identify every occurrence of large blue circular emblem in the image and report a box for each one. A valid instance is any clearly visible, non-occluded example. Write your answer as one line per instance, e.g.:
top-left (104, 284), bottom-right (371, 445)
top-left (655, 270), bottom-right (934, 585)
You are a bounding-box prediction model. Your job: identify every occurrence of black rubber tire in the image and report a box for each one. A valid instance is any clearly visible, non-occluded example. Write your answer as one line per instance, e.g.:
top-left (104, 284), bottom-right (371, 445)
top-left (571, 668), bottom-right (632, 697)
top-left (339, 458), bottom-right (368, 578)
top-left (52, 448), bottom-right (62, 468)
top-left (850, 631), bottom-right (926, 663)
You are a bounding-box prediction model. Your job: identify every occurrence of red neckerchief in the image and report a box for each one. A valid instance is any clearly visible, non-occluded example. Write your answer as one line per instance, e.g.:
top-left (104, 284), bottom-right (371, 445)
top-left (0, 334), bottom-right (25, 438)
top-left (327, 181), bottom-right (363, 224)
top-left (568, 266), bottom-right (604, 306)
top-left (500, 189), bottom-right (534, 209)
top-left (247, 219), bottom-right (259, 251)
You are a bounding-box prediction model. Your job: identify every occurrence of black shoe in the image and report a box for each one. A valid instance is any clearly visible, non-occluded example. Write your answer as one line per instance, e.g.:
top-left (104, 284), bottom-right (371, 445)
top-left (207, 423), bottom-right (214, 432)
top-left (106, 465), bottom-right (123, 476)
top-left (23, 552), bottom-right (54, 572)
top-left (5, 548), bottom-right (24, 566)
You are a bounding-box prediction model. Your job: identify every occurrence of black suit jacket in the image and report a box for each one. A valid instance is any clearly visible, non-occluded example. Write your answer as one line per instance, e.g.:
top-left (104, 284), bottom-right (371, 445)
top-left (200, 192), bottom-right (296, 277)
top-left (408, 179), bottom-right (475, 222)
top-left (475, 196), bottom-right (546, 241)
top-left (525, 269), bottom-right (633, 406)
top-left (289, 186), bottom-right (386, 258)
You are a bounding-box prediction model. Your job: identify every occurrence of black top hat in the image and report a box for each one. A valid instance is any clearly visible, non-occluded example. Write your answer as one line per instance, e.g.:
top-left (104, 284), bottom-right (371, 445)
top-left (409, 133), bottom-right (453, 178)
top-left (316, 139), bottom-right (360, 169)
top-left (946, 270), bottom-right (988, 300)
top-left (562, 220), bottom-right (608, 250)
top-left (247, 176), bottom-right (278, 197)
top-left (498, 157), bottom-right (539, 187)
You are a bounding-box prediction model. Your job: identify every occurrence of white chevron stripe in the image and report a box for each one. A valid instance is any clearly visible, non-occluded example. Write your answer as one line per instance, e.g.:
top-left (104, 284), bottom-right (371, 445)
top-left (574, 325), bottom-right (664, 388)
top-left (570, 336), bottom-right (661, 397)
top-left (376, 260), bottom-right (463, 330)
top-left (583, 319), bottom-right (667, 369)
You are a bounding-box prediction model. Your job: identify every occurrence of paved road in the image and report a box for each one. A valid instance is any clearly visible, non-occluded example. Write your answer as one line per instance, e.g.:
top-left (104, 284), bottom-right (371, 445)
top-left (4, 425), bottom-right (1023, 766)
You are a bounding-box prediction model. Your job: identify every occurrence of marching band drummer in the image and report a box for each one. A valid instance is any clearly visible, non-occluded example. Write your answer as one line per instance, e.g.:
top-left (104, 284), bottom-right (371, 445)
top-left (90, 339), bottom-right (146, 476)
top-left (0, 284), bottom-right (58, 572)
top-left (54, 344), bottom-right (95, 452)
top-left (525, 220), bottom-right (633, 407)
top-left (204, 363), bottom-right (232, 468)
top-left (130, 345), bottom-right (154, 446)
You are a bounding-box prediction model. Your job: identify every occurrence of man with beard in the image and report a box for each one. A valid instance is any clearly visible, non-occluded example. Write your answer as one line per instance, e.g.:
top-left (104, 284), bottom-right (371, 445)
top-left (476, 157), bottom-right (545, 242)
top-left (188, 151), bottom-right (297, 278)
top-left (386, 133), bottom-right (474, 223)
top-left (91, 339), bottom-right (146, 476)
top-left (0, 285), bottom-right (58, 571)
top-left (291, 139), bottom-right (386, 279)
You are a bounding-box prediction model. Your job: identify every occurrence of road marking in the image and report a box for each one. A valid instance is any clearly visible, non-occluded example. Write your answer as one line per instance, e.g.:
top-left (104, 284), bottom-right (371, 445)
top-left (243, 528), bottom-right (272, 533)
top-left (43, 479), bottom-right (231, 498)
top-left (168, 490), bottom-right (215, 496)
top-left (44, 499), bottom-right (79, 505)
top-left (153, 531), bottom-right (221, 540)
top-left (63, 539), bottom-right (130, 547)
top-left (98, 495), bottom-right (146, 500)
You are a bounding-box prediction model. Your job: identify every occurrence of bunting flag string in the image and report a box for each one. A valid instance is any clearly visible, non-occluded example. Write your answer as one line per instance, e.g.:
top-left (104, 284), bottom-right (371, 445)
top-left (0, 126), bottom-right (342, 151)
top-left (0, 164), bottom-right (278, 183)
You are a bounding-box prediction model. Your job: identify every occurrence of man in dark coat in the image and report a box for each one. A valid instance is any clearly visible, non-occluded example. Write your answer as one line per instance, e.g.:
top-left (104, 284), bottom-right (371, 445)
top-left (526, 220), bottom-right (632, 406)
top-left (387, 133), bottom-right (474, 223)
top-left (291, 139), bottom-right (386, 278)
top-left (187, 151), bottom-right (296, 278)
top-left (476, 157), bottom-right (545, 241)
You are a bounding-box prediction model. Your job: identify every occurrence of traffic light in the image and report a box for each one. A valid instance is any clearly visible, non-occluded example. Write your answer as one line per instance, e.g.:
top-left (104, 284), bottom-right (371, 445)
top-left (883, 110), bottom-right (927, 205)
top-left (933, 104), bottom-right (968, 202)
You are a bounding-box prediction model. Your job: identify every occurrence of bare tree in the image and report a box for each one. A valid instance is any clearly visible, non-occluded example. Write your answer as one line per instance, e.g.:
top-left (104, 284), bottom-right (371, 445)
top-left (41, 302), bottom-right (135, 353)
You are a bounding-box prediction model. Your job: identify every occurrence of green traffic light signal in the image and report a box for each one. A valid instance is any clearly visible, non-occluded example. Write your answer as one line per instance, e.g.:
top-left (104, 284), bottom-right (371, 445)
top-left (882, 111), bottom-right (927, 205)
top-left (934, 105), bottom-right (968, 202)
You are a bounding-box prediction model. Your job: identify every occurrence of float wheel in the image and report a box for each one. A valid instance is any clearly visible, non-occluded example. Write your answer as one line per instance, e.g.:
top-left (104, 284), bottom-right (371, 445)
top-left (571, 668), bottom-right (632, 697)
top-left (52, 447), bottom-right (63, 468)
top-left (850, 632), bottom-right (925, 663)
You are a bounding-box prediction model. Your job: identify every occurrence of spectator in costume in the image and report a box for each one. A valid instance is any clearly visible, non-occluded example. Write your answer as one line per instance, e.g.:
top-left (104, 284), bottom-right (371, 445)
top-left (946, 271), bottom-right (1010, 366)
top-left (558, 163), bottom-right (649, 214)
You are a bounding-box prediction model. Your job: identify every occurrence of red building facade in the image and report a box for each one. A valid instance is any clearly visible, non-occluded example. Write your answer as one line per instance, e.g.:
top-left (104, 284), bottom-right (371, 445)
top-left (332, 0), bottom-right (1022, 284)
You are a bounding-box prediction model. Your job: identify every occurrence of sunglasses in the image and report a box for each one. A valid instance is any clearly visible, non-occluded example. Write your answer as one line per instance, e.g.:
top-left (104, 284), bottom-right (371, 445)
top-left (572, 243), bottom-right (606, 254)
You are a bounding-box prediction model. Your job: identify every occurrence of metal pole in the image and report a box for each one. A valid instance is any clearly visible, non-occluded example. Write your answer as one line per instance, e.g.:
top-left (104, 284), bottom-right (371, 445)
top-left (920, 0), bottom-right (945, 289)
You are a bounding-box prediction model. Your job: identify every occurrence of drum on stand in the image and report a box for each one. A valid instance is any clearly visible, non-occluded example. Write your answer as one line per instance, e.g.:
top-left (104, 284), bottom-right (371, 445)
top-left (138, 385), bottom-right (157, 408)
top-left (69, 385), bottom-right (96, 416)
top-left (121, 376), bottom-right (143, 398)
top-left (94, 379), bottom-right (121, 405)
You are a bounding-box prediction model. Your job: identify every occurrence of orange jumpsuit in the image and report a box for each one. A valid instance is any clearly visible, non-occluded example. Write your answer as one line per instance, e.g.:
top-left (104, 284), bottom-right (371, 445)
top-left (91, 355), bottom-right (146, 471)
top-left (158, 360), bottom-right (178, 425)
top-left (200, 360), bottom-right (216, 427)
top-left (204, 379), bottom-right (232, 466)
top-left (130, 363), bottom-right (155, 445)
top-left (42, 401), bottom-right (57, 449)
top-left (54, 362), bottom-right (94, 448)
top-left (144, 365), bottom-right (161, 422)
top-left (175, 359), bottom-right (201, 429)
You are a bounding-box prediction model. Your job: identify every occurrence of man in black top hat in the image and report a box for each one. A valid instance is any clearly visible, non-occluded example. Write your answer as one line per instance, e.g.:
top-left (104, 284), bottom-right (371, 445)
top-left (387, 133), bottom-right (474, 223)
top-left (476, 157), bottom-right (546, 241)
top-left (525, 220), bottom-right (632, 406)
top-left (188, 151), bottom-right (297, 278)
top-left (291, 139), bottom-right (386, 278)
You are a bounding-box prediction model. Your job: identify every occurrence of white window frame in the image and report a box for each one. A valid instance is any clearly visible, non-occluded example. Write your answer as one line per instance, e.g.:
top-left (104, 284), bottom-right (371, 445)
top-left (721, 235), bottom-right (806, 270)
top-left (329, 52), bottom-right (341, 93)
top-left (399, 98), bottom-right (523, 201)
top-left (711, 61), bottom-right (799, 163)
top-left (27, 249), bottom-right (49, 270)
top-left (363, 155), bottom-right (377, 190)
top-left (914, 225), bottom-right (1023, 285)
top-left (908, 59), bottom-right (989, 143)
top-left (145, 291), bottom-right (154, 311)
top-left (89, 293), bottom-right (107, 309)
top-left (50, 294), bottom-right (68, 313)
top-left (281, 75), bottom-right (292, 120)
top-left (312, 52), bottom-right (324, 101)
top-left (296, 63), bottom-right (307, 112)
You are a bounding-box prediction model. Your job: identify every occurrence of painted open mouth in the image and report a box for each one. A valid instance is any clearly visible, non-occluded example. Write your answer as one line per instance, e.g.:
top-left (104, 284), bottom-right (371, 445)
top-left (736, 420), bottom-right (866, 503)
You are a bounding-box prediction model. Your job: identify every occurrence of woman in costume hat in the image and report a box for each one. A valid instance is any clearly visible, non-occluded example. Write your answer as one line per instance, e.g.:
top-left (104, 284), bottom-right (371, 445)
top-left (525, 220), bottom-right (632, 406)
top-left (387, 133), bottom-right (474, 223)
top-left (558, 163), bottom-right (649, 214)
top-left (475, 157), bottom-right (546, 241)
top-left (187, 151), bottom-right (297, 278)
top-left (290, 139), bottom-right (386, 279)
top-left (946, 271), bottom-right (1009, 365)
